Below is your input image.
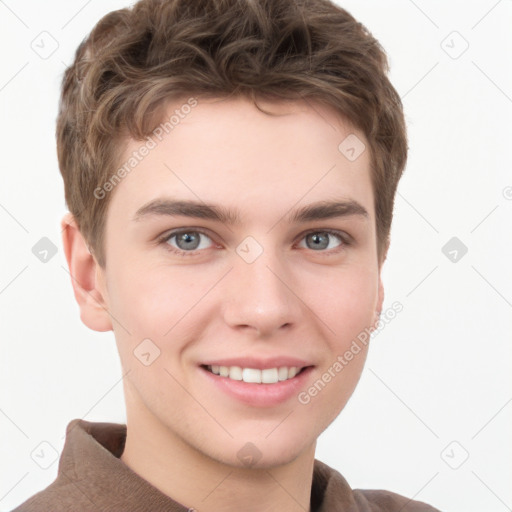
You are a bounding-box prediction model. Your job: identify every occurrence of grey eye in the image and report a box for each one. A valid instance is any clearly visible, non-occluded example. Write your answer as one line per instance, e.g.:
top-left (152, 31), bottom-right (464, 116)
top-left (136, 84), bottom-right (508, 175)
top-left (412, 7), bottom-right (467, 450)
top-left (302, 232), bottom-right (342, 251)
top-left (166, 231), bottom-right (213, 252)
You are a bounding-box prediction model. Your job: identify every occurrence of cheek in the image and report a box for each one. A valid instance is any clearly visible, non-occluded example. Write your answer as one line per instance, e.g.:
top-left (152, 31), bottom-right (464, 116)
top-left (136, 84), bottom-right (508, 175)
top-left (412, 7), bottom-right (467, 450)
top-left (310, 265), bottom-right (379, 345)
top-left (109, 263), bottom-right (193, 331)
top-left (108, 267), bottom-right (195, 387)
top-left (295, 268), bottom-right (377, 428)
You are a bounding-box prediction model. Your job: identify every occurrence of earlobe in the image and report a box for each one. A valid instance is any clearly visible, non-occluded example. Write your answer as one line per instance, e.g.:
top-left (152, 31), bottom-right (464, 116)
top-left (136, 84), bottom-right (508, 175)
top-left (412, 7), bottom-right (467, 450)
top-left (60, 213), bottom-right (113, 332)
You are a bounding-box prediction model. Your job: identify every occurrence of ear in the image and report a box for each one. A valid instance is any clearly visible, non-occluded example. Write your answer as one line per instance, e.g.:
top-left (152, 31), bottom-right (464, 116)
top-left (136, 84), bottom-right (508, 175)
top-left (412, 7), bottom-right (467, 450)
top-left (371, 243), bottom-right (387, 330)
top-left (372, 275), bottom-right (385, 329)
top-left (60, 212), bottom-right (113, 332)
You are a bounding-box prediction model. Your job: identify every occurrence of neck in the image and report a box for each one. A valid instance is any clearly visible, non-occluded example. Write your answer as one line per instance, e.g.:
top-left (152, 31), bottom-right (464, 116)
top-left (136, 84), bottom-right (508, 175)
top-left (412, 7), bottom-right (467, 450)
top-left (120, 401), bottom-right (316, 512)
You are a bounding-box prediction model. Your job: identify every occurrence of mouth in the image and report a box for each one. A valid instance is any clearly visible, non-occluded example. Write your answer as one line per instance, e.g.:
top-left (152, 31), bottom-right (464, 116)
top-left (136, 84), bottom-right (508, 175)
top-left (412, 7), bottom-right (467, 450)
top-left (201, 364), bottom-right (310, 384)
top-left (199, 362), bottom-right (315, 407)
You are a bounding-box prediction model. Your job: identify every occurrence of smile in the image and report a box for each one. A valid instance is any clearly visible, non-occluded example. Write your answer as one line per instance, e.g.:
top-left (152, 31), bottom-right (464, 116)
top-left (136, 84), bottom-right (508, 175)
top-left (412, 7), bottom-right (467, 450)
top-left (203, 364), bottom-right (306, 384)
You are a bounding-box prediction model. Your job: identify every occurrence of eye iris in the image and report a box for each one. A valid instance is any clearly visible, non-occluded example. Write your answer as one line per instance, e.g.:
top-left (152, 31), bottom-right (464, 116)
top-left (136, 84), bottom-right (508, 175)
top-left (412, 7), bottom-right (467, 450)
top-left (307, 232), bottom-right (329, 250)
top-left (176, 232), bottom-right (200, 250)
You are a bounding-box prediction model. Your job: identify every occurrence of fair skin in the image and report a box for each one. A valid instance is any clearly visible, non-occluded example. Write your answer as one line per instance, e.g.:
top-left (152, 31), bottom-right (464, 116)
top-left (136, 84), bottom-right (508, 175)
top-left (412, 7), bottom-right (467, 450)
top-left (61, 96), bottom-right (384, 512)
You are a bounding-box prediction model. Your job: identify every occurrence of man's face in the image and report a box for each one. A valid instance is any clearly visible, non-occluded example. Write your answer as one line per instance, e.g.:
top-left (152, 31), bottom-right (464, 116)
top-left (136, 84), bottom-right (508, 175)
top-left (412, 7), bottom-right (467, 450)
top-left (93, 96), bottom-right (383, 468)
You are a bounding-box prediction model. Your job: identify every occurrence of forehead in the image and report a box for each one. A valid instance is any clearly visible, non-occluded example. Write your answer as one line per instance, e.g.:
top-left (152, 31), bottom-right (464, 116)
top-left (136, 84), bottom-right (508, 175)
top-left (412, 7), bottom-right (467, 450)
top-left (107, 96), bottom-right (374, 226)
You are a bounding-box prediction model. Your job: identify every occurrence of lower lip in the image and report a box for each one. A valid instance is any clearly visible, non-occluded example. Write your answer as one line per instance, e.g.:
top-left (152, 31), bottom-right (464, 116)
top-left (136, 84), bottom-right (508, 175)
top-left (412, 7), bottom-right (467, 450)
top-left (199, 365), bottom-right (315, 407)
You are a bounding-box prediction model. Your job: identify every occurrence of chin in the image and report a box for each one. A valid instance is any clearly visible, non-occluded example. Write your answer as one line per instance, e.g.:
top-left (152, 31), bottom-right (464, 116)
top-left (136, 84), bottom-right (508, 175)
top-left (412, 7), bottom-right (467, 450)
top-left (210, 432), bottom-right (313, 470)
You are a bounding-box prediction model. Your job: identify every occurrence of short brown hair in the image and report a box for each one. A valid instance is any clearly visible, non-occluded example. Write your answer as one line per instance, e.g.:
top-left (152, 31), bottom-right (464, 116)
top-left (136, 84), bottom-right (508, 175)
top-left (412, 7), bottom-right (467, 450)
top-left (57, 0), bottom-right (407, 268)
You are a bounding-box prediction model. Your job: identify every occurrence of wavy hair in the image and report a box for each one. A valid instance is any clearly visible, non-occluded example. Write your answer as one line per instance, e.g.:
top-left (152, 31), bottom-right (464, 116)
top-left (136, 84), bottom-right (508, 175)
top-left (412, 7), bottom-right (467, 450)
top-left (57, 0), bottom-right (407, 267)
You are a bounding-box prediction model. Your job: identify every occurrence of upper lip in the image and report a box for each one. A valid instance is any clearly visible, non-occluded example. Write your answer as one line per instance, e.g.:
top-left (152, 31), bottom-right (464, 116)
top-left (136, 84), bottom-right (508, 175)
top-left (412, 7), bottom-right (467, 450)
top-left (200, 357), bottom-right (314, 370)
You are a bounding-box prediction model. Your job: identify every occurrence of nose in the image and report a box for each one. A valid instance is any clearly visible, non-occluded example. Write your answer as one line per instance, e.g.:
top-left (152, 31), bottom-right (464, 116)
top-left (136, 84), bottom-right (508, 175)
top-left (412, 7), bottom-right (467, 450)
top-left (221, 244), bottom-right (302, 338)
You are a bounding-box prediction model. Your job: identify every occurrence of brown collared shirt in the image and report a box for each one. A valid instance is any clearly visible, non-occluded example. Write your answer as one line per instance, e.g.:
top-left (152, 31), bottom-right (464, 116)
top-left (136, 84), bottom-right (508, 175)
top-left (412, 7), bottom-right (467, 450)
top-left (12, 419), bottom-right (441, 511)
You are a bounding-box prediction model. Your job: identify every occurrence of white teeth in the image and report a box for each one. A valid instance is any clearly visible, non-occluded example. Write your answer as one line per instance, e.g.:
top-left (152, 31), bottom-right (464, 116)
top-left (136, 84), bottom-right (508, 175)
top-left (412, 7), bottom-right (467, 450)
top-left (229, 366), bottom-right (243, 381)
top-left (278, 367), bottom-right (289, 381)
top-left (261, 368), bottom-right (278, 384)
top-left (207, 365), bottom-right (302, 383)
top-left (242, 368), bottom-right (261, 383)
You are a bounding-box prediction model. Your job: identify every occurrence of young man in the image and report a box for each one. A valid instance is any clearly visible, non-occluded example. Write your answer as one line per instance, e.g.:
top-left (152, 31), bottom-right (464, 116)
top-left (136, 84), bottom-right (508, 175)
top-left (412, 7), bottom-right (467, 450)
top-left (14, 0), bottom-right (441, 510)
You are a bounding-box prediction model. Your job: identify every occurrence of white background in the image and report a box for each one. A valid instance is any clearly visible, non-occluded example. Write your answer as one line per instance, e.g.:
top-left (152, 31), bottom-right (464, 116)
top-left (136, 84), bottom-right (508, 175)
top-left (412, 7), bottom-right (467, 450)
top-left (1, 1), bottom-right (511, 511)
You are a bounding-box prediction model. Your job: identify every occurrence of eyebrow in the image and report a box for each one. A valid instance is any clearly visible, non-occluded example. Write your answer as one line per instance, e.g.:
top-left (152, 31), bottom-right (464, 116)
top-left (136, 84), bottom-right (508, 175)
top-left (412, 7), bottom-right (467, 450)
top-left (132, 197), bottom-right (369, 225)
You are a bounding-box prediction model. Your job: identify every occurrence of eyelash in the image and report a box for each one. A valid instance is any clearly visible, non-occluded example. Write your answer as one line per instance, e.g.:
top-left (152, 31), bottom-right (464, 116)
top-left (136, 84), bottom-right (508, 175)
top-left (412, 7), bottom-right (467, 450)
top-left (157, 228), bottom-right (351, 257)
